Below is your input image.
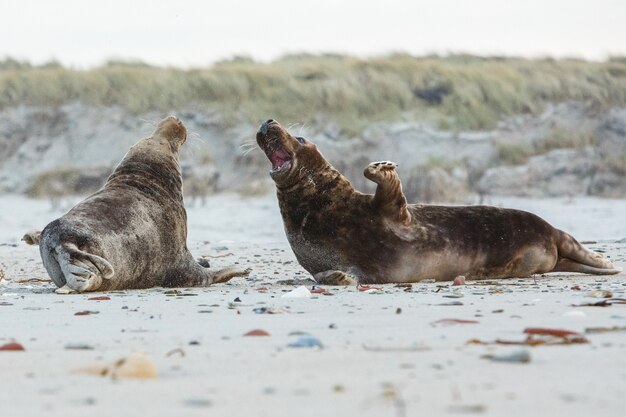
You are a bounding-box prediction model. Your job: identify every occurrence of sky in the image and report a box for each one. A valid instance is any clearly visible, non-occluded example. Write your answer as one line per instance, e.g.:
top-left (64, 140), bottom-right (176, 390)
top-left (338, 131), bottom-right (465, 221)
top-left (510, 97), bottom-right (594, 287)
top-left (2, 0), bottom-right (625, 68)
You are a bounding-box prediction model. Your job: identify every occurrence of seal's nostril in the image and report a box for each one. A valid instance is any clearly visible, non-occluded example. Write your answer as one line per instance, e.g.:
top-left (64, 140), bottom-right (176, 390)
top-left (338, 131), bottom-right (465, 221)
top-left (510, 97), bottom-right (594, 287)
top-left (266, 119), bottom-right (275, 124)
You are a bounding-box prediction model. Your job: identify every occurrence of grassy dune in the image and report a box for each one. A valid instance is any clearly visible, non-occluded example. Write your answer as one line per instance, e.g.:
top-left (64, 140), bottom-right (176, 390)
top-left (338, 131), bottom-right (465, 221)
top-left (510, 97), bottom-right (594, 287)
top-left (1, 54), bottom-right (625, 134)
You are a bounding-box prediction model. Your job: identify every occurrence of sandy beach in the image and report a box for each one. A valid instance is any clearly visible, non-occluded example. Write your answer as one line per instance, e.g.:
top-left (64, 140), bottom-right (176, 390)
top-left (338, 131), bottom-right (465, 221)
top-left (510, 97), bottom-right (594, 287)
top-left (1, 194), bottom-right (625, 417)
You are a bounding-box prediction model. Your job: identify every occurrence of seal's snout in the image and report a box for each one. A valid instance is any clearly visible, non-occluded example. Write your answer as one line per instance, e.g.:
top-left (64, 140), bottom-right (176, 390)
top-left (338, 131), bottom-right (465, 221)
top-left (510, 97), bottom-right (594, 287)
top-left (155, 116), bottom-right (187, 144)
top-left (259, 119), bottom-right (276, 135)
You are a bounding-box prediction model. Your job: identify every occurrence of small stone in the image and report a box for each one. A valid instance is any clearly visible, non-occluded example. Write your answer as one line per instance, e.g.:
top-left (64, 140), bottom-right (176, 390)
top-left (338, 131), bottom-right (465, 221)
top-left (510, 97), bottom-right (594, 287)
top-left (0, 342), bottom-right (25, 351)
top-left (244, 329), bottom-right (270, 337)
top-left (452, 276), bottom-right (466, 286)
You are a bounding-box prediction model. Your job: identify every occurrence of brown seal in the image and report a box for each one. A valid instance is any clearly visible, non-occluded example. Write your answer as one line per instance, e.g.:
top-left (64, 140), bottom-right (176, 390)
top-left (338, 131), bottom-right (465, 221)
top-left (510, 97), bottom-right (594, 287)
top-left (24, 116), bottom-right (249, 293)
top-left (256, 119), bottom-right (621, 285)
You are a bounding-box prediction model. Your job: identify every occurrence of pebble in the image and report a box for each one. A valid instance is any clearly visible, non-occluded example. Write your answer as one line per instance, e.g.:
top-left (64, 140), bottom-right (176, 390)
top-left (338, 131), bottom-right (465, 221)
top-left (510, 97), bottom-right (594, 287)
top-left (0, 342), bottom-right (25, 351)
top-left (482, 350), bottom-right (531, 363)
top-left (287, 336), bottom-right (323, 348)
top-left (244, 329), bottom-right (270, 337)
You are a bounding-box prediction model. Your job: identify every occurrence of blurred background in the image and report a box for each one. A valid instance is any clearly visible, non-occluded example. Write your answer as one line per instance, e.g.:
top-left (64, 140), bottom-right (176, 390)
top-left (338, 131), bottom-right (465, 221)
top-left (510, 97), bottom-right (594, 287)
top-left (1, 0), bottom-right (625, 239)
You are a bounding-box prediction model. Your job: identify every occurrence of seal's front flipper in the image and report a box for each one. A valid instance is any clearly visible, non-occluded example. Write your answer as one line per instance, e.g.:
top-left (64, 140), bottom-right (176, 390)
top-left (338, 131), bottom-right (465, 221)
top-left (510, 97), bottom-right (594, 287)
top-left (314, 270), bottom-right (358, 286)
top-left (209, 266), bottom-right (252, 285)
top-left (364, 161), bottom-right (411, 225)
top-left (55, 284), bottom-right (76, 295)
top-left (22, 229), bottom-right (42, 245)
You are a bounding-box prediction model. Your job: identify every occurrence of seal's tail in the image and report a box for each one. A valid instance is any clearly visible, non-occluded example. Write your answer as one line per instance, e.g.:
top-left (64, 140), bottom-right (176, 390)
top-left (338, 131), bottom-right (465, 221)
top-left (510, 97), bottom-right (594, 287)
top-left (552, 230), bottom-right (622, 275)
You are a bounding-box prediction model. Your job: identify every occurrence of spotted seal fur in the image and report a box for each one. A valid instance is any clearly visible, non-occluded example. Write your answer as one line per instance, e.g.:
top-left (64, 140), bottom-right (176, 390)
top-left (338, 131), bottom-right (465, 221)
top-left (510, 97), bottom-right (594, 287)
top-left (24, 116), bottom-right (249, 293)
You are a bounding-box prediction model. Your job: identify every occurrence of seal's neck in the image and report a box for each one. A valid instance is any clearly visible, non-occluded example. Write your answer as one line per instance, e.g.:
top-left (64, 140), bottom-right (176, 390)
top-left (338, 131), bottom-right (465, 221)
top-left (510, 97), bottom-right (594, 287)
top-left (276, 164), bottom-right (358, 209)
top-left (105, 146), bottom-right (183, 203)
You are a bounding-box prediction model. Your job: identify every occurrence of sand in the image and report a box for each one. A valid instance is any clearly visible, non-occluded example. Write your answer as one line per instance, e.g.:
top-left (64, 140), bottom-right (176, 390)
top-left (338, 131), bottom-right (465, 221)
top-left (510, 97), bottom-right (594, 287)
top-left (1, 194), bottom-right (625, 417)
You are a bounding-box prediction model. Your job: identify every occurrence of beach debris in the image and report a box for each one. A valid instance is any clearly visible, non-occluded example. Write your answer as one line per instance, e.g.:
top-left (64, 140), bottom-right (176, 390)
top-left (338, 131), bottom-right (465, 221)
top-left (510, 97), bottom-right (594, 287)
top-left (586, 290), bottom-right (613, 298)
top-left (287, 336), bottom-right (323, 348)
top-left (244, 329), bottom-right (270, 337)
top-left (281, 286), bottom-right (311, 298)
top-left (253, 306), bottom-right (288, 314)
top-left (574, 298), bottom-right (626, 307)
top-left (437, 301), bottom-right (463, 306)
top-left (256, 287), bottom-right (269, 293)
top-left (228, 297), bottom-right (251, 308)
top-left (452, 276), bottom-right (466, 286)
top-left (276, 278), bottom-right (317, 286)
top-left (492, 309), bottom-right (504, 313)
top-left (166, 348), bottom-right (186, 357)
top-left (0, 302), bottom-right (13, 306)
top-left (65, 343), bottom-right (94, 350)
top-left (0, 342), bottom-right (25, 351)
top-left (431, 318), bottom-right (479, 326)
top-left (75, 352), bottom-right (158, 379)
top-left (310, 286), bottom-right (327, 294)
top-left (396, 308), bottom-right (402, 314)
top-left (110, 353), bottom-right (158, 379)
top-left (88, 296), bottom-right (110, 301)
top-left (182, 398), bottom-right (212, 408)
top-left (570, 285), bottom-right (582, 291)
top-left (448, 405), bottom-right (487, 414)
top-left (482, 350), bottom-right (531, 363)
top-left (74, 310), bottom-right (99, 316)
top-left (358, 285), bottom-right (384, 293)
top-left (363, 344), bottom-right (429, 352)
top-left (585, 326), bottom-right (626, 334)
top-left (562, 310), bottom-right (587, 317)
top-left (0, 269), bottom-right (4, 283)
top-left (468, 327), bottom-right (589, 346)
top-left (14, 278), bottom-right (52, 283)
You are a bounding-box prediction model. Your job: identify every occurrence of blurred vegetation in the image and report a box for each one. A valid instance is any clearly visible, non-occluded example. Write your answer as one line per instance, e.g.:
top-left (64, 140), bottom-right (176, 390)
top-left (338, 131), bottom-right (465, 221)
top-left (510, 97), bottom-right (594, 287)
top-left (1, 54), bottom-right (625, 135)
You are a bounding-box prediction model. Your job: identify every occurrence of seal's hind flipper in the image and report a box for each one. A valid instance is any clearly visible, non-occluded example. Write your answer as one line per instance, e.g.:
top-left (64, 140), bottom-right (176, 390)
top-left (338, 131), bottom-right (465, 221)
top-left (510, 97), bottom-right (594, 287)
top-left (554, 230), bottom-right (620, 275)
top-left (55, 243), bottom-right (115, 292)
top-left (364, 161), bottom-right (411, 225)
top-left (314, 270), bottom-right (358, 286)
top-left (22, 229), bottom-right (42, 245)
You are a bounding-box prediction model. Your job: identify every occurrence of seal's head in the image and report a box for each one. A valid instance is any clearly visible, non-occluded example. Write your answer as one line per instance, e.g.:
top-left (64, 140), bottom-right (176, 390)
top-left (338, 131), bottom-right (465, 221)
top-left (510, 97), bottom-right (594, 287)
top-left (256, 119), bottom-right (329, 187)
top-left (152, 116), bottom-right (187, 153)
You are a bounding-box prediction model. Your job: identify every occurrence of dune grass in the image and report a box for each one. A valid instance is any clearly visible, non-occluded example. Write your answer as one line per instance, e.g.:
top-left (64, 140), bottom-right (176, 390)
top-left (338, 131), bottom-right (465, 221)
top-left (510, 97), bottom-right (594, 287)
top-left (1, 54), bottom-right (625, 135)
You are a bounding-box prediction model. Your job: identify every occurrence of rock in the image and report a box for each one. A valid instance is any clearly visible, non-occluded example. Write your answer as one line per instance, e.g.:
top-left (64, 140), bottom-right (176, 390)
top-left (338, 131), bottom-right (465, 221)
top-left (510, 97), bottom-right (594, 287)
top-left (477, 148), bottom-right (598, 197)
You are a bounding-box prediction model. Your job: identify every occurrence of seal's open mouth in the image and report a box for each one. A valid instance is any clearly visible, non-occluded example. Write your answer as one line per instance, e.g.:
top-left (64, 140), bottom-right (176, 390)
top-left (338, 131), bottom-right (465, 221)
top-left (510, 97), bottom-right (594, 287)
top-left (269, 148), bottom-right (292, 174)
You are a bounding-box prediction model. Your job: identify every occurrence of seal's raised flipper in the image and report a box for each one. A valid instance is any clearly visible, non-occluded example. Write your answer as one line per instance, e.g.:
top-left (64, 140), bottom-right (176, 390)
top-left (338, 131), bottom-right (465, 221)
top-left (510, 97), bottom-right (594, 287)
top-left (314, 270), bottom-right (358, 286)
top-left (22, 229), bottom-right (42, 246)
top-left (364, 161), bottom-right (411, 226)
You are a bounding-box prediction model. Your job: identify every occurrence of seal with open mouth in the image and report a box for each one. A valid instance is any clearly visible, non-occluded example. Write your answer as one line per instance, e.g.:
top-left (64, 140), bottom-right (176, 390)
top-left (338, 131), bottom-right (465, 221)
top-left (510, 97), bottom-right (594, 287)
top-left (24, 116), bottom-right (249, 293)
top-left (256, 119), bottom-right (621, 285)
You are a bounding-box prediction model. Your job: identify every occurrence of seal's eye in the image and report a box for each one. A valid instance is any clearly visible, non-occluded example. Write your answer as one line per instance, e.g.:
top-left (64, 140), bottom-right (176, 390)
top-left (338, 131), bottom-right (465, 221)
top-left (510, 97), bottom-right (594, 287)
top-left (296, 136), bottom-right (306, 144)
